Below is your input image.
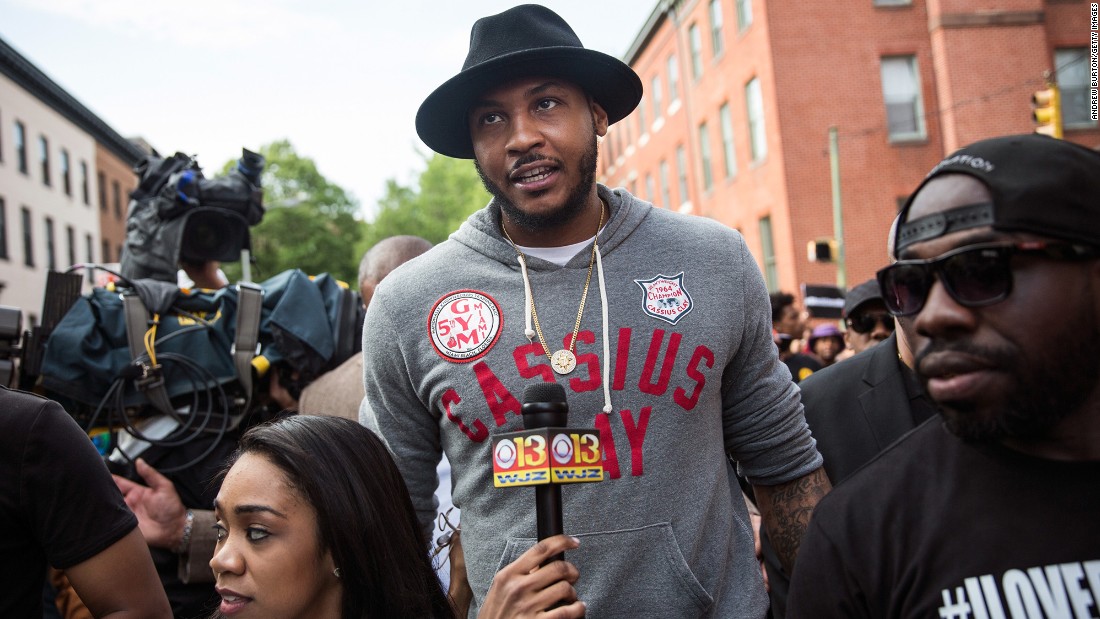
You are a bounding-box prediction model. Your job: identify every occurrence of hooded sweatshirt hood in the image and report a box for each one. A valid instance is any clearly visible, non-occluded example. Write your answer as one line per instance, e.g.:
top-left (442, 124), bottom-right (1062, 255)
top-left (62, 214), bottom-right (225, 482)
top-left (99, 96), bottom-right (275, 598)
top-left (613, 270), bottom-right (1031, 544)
top-left (453, 184), bottom-right (650, 271)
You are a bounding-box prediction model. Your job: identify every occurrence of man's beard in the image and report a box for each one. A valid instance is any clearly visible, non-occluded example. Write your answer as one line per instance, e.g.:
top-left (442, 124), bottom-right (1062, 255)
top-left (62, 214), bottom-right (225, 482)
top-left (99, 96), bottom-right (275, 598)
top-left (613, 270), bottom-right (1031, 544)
top-left (919, 304), bottom-right (1099, 443)
top-left (475, 120), bottom-right (599, 233)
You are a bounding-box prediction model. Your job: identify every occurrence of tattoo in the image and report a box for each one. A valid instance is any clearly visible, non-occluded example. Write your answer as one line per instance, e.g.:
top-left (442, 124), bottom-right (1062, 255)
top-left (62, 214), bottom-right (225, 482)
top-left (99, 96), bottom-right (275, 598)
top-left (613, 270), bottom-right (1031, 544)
top-left (754, 467), bottom-right (831, 574)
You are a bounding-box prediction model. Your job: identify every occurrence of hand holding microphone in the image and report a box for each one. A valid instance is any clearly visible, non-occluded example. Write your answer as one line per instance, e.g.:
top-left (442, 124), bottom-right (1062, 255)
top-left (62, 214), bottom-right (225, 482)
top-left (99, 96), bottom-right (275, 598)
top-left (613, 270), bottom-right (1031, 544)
top-left (490, 382), bottom-right (602, 614)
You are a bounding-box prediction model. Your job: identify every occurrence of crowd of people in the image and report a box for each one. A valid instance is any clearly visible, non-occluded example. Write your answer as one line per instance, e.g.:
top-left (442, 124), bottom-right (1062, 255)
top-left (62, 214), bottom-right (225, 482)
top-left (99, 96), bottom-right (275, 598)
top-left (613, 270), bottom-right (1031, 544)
top-left (2, 4), bottom-right (1097, 619)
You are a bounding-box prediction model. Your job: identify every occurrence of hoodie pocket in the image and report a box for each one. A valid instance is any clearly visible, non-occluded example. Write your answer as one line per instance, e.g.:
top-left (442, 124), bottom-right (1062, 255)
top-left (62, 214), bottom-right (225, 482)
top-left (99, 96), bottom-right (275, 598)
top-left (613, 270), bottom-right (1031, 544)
top-left (494, 522), bottom-right (714, 618)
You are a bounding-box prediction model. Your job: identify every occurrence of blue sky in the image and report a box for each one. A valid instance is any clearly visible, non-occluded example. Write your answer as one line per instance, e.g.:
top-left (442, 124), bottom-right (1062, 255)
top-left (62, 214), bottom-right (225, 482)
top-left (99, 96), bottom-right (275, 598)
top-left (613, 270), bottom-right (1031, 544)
top-left (0, 0), bottom-right (655, 216)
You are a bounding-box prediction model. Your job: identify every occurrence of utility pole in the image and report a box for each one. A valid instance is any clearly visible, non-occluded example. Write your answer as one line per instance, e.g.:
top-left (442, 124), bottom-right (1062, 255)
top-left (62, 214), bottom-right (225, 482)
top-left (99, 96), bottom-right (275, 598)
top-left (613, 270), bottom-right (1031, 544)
top-left (828, 126), bottom-right (847, 289)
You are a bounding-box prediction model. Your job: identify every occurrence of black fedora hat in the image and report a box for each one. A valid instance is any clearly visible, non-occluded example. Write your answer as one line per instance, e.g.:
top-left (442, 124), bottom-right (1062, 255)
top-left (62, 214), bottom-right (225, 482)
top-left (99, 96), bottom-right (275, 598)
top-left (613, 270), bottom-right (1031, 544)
top-left (416, 4), bottom-right (643, 159)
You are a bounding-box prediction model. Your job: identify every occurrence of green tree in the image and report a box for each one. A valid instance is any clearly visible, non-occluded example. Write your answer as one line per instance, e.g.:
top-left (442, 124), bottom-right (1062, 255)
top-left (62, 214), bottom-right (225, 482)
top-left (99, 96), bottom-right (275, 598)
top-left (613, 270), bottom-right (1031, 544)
top-left (222, 140), bottom-right (364, 283)
top-left (362, 153), bottom-right (490, 251)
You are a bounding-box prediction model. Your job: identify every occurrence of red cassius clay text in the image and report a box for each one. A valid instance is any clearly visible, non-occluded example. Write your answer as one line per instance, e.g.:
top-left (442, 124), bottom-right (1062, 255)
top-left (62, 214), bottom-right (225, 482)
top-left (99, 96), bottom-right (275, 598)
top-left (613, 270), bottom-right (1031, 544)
top-left (439, 327), bottom-right (716, 480)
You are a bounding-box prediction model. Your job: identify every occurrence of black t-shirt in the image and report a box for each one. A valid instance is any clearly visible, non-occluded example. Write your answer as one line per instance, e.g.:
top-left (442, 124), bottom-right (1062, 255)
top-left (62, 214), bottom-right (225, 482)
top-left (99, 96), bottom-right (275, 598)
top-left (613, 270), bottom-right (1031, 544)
top-left (0, 386), bottom-right (137, 617)
top-left (784, 353), bottom-right (822, 383)
top-left (788, 419), bottom-right (1100, 618)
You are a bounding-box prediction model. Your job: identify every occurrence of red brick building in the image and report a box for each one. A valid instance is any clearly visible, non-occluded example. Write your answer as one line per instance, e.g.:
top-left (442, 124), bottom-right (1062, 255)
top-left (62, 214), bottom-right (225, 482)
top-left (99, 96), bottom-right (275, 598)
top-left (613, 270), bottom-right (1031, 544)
top-left (601, 0), bottom-right (1099, 300)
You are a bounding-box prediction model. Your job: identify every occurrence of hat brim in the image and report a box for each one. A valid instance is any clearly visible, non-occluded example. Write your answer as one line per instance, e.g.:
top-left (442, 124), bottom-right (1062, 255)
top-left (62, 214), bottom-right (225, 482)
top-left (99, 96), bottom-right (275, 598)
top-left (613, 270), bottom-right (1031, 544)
top-left (416, 47), bottom-right (643, 159)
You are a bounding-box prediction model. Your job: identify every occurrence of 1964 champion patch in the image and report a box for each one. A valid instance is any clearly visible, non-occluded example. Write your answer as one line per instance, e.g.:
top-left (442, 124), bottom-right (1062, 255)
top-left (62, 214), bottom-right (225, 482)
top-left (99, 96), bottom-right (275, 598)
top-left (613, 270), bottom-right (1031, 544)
top-left (429, 290), bottom-right (502, 363)
top-left (635, 273), bottom-right (693, 324)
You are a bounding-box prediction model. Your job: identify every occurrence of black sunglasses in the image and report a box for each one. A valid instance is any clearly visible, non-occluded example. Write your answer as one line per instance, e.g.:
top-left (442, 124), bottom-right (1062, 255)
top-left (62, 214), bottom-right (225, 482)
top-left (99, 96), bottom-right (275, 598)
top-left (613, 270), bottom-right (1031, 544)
top-left (845, 312), bottom-right (895, 334)
top-left (877, 241), bottom-right (1098, 317)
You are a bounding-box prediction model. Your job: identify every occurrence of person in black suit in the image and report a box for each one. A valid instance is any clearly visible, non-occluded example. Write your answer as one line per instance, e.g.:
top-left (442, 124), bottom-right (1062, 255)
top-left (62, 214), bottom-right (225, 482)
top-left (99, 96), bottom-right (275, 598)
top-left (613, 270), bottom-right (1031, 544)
top-left (760, 227), bottom-right (938, 617)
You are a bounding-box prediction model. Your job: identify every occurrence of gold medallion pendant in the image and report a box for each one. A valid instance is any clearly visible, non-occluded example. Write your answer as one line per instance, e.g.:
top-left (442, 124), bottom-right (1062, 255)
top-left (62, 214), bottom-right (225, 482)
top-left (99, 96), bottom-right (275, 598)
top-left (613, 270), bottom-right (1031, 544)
top-left (502, 201), bottom-right (606, 379)
top-left (550, 349), bottom-right (578, 375)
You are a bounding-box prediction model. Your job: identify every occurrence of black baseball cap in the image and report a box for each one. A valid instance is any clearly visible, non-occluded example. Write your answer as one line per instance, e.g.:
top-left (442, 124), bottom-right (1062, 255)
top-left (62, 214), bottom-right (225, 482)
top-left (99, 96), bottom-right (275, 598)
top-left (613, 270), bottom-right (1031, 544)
top-left (843, 279), bottom-right (884, 319)
top-left (894, 134), bottom-right (1100, 256)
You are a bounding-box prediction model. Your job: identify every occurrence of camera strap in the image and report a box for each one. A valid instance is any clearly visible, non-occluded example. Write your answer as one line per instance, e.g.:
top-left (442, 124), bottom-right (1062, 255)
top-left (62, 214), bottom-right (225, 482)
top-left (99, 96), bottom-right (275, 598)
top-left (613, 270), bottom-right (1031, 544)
top-left (231, 282), bottom-right (264, 426)
top-left (122, 293), bottom-right (178, 419)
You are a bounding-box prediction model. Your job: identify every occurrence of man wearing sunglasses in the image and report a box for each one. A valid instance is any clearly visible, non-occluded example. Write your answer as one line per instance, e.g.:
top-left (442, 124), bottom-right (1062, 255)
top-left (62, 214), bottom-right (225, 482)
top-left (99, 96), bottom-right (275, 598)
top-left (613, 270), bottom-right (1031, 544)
top-left (787, 134), bottom-right (1100, 618)
top-left (842, 279), bottom-right (894, 355)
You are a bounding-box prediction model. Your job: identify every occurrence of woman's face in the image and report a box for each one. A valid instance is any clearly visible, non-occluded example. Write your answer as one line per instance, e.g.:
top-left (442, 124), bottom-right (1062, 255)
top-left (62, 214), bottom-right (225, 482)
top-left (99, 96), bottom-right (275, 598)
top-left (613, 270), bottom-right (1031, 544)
top-left (210, 452), bottom-right (342, 619)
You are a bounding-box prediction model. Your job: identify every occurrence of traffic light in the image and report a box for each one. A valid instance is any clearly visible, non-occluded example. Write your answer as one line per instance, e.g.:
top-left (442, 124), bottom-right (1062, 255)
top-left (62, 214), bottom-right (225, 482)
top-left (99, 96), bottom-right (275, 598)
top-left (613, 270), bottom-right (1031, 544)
top-left (808, 238), bottom-right (838, 262)
top-left (1032, 84), bottom-right (1063, 139)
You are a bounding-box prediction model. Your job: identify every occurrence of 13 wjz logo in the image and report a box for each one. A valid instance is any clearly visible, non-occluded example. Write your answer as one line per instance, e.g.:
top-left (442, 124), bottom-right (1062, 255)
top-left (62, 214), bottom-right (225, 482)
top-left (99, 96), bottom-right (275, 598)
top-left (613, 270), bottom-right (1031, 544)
top-left (492, 428), bottom-right (604, 488)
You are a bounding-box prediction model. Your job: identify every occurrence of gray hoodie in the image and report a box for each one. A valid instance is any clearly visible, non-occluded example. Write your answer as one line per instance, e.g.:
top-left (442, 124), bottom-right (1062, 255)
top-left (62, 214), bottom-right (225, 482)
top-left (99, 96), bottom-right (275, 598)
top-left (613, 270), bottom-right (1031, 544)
top-left (361, 185), bottom-right (821, 618)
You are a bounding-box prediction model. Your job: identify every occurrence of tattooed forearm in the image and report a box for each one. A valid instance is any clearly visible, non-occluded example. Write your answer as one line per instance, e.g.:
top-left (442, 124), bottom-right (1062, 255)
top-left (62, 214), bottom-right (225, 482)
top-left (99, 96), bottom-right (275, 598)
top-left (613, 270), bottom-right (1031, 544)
top-left (753, 466), bottom-right (831, 574)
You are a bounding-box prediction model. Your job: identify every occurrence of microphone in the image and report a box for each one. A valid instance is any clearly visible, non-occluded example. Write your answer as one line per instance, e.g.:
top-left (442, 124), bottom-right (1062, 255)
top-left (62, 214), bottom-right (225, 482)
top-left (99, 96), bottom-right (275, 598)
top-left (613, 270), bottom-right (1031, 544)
top-left (491, 382), bottom-right (604, 564)
top-left (522, 383), bottom-right (568, 558)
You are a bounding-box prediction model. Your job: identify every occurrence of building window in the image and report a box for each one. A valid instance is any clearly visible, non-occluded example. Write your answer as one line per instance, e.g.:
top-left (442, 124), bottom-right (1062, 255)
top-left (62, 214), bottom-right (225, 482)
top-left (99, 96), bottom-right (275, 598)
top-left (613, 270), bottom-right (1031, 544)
top-left (1055, 48), bottom-right (1096, 127)
top-left (85, 233), bottom-right (93, 263)
top-left (676, 145), bottom-right (689, 208)
top-left (39, 135), bottom-right (50, 187)
top-left (0, 198), bottom-right (7, 260)
top-left (102, 239), bottom-right (111, 263)
top-left (112, 180), bottom-right (122, 218)
top-left (667, 54), bottom-right (680, 108)
top-left (637, 93), bottom-right (648, 135)
top-left (874, 0), bottom-right (911, 6)
top-left (881, 55), bottom-right (926, 141)
top-left (66, 225), bottom-right (76, 268)
top-left (736, 0), bottom-right (753, 32)
top-left (21, 207), bottom-right (33, 267)
top-left (45, 217), bottom-right (55, 271)
top-left (689, 24), bottom-right (703, 80)
top-left (15, 121), bottom-right (27, 175)
top-left (80, 161), bottom-right (90, 205)
top-left (719, 102), bottom-right (738, 178)
top-left (0, 109), bottom-right (3, 163)
top-left (659, 159), bottom-right (671, 209)
top-left (698, 122), bottom-right (714, 191)
top-left (651, 75), bottom-right (663, 123)
top-left (645, 173), bottom-right (656, 204)
top-left (709, 0), bottom-right (725, 57)
top-left (746, 77), bottom-right (768, 162)
top-left (98, 172), bottom-right (107, 212)
top-left (61, 149), bottom-right (72, 196)
top-left (759, 215), bottom-right (778, 291)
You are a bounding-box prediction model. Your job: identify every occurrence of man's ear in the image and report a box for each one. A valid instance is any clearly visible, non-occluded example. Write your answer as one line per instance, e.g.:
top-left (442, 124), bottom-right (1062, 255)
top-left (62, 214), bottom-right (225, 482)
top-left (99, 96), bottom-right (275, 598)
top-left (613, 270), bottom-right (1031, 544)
top-left (590, 99), bottom-right (609, 137)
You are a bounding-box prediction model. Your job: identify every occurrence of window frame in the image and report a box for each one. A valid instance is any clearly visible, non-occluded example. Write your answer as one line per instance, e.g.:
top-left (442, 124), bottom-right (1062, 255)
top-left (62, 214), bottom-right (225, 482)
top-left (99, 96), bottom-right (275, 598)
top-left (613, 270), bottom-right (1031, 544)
top-left (709, 0), bottom-right (725, 57)
top-left (21, 206), bottom-right (33, 268)
top-left (1054, 47), bottom-right (1097, 128)
top-left (746, 77), bottom-right (768, 162)
top-left (698, 121), bottom-right (714, 192)
top-left (719, 102), bottom-right (738, 179)
top-left (689, 23), bottom-right (704, 80)
top-left (38, 135), bottom-right (50, 187)
top-left (736, 0), bottom-right (754, 33)
top-left (880, 54), bottom-right (927, 142)
top-left (15, 121), bottom-right (27, 175)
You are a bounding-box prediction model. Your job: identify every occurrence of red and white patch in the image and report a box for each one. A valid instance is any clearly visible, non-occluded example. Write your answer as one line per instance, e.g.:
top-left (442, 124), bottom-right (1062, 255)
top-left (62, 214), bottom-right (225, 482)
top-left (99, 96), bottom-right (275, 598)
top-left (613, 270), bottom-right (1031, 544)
top-left (428, 290), bottom-right (502, 363)
top-left (635, 272), bottom-right (693, 325)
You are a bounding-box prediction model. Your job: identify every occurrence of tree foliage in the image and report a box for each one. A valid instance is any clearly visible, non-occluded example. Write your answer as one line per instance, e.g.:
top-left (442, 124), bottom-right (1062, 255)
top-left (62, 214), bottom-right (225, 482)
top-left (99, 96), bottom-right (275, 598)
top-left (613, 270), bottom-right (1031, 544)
top-left (221, 140), bottom-right (364, 283)
top-left (361, 153), bottom-right (490, 251)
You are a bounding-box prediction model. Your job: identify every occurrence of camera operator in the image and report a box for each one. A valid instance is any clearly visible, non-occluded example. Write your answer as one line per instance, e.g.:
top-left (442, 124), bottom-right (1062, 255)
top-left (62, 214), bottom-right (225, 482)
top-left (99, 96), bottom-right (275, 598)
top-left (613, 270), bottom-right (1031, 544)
top-left (177, 259), bottom-right (228, 291)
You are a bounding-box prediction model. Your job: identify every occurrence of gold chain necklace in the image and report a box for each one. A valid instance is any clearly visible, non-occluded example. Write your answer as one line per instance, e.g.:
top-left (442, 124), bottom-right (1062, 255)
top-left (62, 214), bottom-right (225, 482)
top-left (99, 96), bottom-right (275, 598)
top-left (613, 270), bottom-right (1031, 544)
top-left (502, 203), bottom-right (604, 375)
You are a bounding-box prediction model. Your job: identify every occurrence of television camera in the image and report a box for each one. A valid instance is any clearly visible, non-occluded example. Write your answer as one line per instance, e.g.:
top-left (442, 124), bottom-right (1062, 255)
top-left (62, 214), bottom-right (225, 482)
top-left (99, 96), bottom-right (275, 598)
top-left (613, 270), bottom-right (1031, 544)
top-left (6, 148), bottom-right (362, 473)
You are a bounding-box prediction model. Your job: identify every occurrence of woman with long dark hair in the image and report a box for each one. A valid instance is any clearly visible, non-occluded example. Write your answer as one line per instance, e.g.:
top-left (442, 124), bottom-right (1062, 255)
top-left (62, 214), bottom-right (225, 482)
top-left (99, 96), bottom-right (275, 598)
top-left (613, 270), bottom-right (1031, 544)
top-left (209, 415), bottom-right (584, 619)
